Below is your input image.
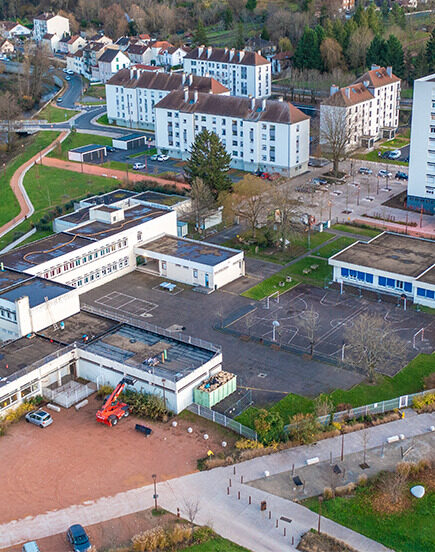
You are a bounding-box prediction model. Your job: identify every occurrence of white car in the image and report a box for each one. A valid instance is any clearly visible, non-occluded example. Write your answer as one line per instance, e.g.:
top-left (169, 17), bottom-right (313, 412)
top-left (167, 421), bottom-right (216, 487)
top-left (133, 162), bottom-right (146, 170)
top-left (378, 169), bottom-right (392, 178)
top-left (56, 97), bottom-right (63, 103)
top-left (65, 76), bottom-right (70, 81)
top-left (388, 150), bottom-right (401, 160)
top-left (157, 154), bottom-right (169, 162)
top-left (150, 154), bottom-right (159, 161)
top-left (66, 69), bottom-right (74, 75)
top-left (63, 68), bottom-right (68, 73)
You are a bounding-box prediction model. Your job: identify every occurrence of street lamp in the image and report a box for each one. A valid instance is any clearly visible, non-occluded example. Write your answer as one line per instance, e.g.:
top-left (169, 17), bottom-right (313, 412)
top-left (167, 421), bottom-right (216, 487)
top-left (152, 473), bottom-right (158, 511)
top-left (318, 496), bottom-right (323, 534)
top-left (272, 320), bottom-right (280, 341)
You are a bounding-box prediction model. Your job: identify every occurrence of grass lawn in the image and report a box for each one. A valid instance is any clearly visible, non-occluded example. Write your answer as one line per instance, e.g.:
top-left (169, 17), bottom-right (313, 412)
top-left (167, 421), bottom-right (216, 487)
top-left (37, 104), bottom-right (80, 123)
top-left (353, 150), bottom-right (408, 166)
top-left (331, 224), bottom-right (381, 238)
top-left (0, 131), bottom-right (60, 228)
top-left (48, 132), bottom-right (113, 161)
top-left (130, 148), bottom-right (157, 158)
top-left (96, 113), bottom-right (111, 126)
top-left (186, 537), bottom-right (250, 551)
top-left (101, 160), bottom-right (132, 171)
top-left (236, 353), bottom-right (434, 427)
top-left (314, 237), bottom-right (356, 258)
top-left (304, 483), bottom-right (434, 552)
top-left (84, 85), bottom-right (106, 99)
top-left (242, 257), bottom-right (332, 301)
top-left (382, 137), bottom-right (410, 148)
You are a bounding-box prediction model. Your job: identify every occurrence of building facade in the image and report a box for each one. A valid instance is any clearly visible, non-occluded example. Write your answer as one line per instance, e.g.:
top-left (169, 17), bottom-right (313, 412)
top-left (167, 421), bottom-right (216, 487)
top-left (98, 48), bottom-right (130, 83)
top-left (407, 73), bottom-right (435, 214)
top-left (183, 46), bottom-right (271, 98)
top-left (0, 21), bottom-right (31, 39)
top-left (320, 65), bottom-right (400, 150)
top-left (33, 13), bottom-right (70, 43)
top-left (155, 90), bottom-right (310, 176)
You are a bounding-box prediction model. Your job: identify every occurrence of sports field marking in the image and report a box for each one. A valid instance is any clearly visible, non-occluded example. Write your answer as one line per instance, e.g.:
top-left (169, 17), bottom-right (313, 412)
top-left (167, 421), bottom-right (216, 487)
top-left (95, 292), bottom-right (158, 316)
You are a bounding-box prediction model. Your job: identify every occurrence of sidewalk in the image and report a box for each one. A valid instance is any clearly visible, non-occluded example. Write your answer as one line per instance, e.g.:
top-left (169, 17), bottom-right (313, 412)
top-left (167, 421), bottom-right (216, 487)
top-left (0, 411), bottom-right (432, 551)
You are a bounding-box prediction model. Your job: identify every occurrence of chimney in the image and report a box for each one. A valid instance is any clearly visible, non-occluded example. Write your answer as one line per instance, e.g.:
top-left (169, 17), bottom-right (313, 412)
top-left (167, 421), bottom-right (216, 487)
top-left (182, 73), bottom-right (186, 85)
top-left (207, 46), bottom-right (212, 58)
top-left (371, 63), bottom-right (380, 71)
top-left (257, 49), bottom-right (261, 56)
top-left (278, 96), bottom-right (283, 102)
top-left (250, 95), bottom-right (255, 110)
top-left (184, 86), bottom-right (188, 102)
top-left (239, 50), bottom-right (245, 62)
top-left (189, 73), bottom-right (193, 86)
top-left (194, 89), bottom-right (198, 103)
top-left (345, 87), bottom-right (350, 99)
top-left (386, 66), bottom-right (392, 77)
top-left (224, 47), bottom-right (228, 54)
top-left (229, 48), bottom-right (235, 62)
top-left (330, 84), bottom-right (339, 96)
top-left (262, 98), bottom-right (266, 111)
top-left (198, 45), bottom-right (204, 57)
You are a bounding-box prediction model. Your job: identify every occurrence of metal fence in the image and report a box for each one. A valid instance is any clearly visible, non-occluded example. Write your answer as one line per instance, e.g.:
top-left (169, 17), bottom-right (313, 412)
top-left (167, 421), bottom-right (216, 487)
top-left (42, 379), bottom-right (96, 409)
top-left (187, 403), bottom-right (258, 441)
top-left (224, 389), bottom-right (254, 418)
top-left (284, 388), bottom-right (435, 432)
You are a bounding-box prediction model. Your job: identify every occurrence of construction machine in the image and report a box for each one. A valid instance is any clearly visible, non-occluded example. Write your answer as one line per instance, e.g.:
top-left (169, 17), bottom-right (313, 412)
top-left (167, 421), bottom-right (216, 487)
top-left (96, 377), bottom-right (135, 427)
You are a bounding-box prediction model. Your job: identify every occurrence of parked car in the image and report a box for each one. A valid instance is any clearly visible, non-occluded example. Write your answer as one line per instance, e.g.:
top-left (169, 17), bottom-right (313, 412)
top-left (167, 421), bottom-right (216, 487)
top-left (56, 97), bottom-right (63, 103)
top-left (67, 69), bottom-right (74, 75)
top-left (133, 162), bottom-right (146, 170)
top-left (25, 410), bottom-right (53, 428)
top-left (358, 167), bottom-right (373, 175)
top-left (395, 171), bottom-right (408, 180)
top-left (388, 149), bottom-right (401, 160)
top-left (65, 76), bottom-right (71, 81)
top-left (62, 68), bottom-right (68, 73)
top-left (66, 524), bottom-right (91, 552)
top-left (150, 154), bottom-right (159, 161)
top-left (22, 542), bottom-right (41, 552)
top-left (157, 154), bottom-right (169, 162)
top-left (378, 169), bottom-right (393, 178)
top-left (313, 177), bottom-right (328, 185)
top-left (106, 146), bottom-right (116, 152)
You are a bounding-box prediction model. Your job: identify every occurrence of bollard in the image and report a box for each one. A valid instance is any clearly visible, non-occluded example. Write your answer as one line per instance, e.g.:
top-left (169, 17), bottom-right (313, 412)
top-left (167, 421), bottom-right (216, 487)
top-left (233, 466), bottom-right (236, 475)
top-left (284, 528), bottom-right (286, 537)
top-left (229, 478), bottom-right (232, 487)
top-left (269, 511), bottom-right (271, 520)
top-left (177, 507), bottom-right (180, 518)
top-left (276, 519), bottom-right (278, 528)
top-left (227, 487), bottom-right (230, 495)
top-left (291, 463), bottom-right (295, 475)
top-left (238, 491), bottom-right (240, 500)
top-left (292, 536), bottom-right (294, 545)
top-left (249, 496), bottom-right (251, 504)
top-left (241, 475), bottom-right (244, 483)
top-left (330, 451), bottom-right (332, 465)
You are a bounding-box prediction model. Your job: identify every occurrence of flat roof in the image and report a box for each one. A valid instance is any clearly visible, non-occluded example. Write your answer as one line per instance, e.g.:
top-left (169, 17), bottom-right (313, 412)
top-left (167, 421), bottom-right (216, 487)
top-left (0, 277), bottom-right (72, 308)
top-left (0, 268), bottom-right (33, 290)
top-left (58, 206), bottom-right (91, 225)
top-left (70, 144), bottom-right (106, 154)
top-left (113, 133), bottom-right (145, 142)
top-left (37, 310), bottom-right (119, 344)
top-left (416, 266), bottom-right (435, 286)
top-left (0, 233), bottom-right (95, 271)
top-left (0, 336), bottom-right (64, 383)
top-left (142, 235), bottom-right (241, 266)
top-left (70, 203), bottom-right (168, 240)
top-left (81, 190), bottom-right (136, 206)
top-left (330, 233), bottom-right (435, 278)
top-left (134, 191), bottom-right (187, 206)
top-left (86, 323), bottom-right (215, 381)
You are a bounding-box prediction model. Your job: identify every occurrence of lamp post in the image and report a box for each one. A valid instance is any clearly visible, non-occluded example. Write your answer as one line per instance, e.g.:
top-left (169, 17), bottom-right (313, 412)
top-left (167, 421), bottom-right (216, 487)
top-left (328, 200), bottom-right (332, 221)
top-left (152, 473), bottom-right (158, 511)
top-left (272, 320), bottom-right (280, 341)
top-left (318, 496), bottom-right (323, 534)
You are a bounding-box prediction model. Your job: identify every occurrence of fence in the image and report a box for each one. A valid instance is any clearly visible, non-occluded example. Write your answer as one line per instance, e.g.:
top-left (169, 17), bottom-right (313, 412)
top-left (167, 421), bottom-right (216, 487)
top-left (42, 379), bottom-right (96, 409)
top-left (224, 389), bottom-right (254, 418)
top-left (284, 388), bottom-right (435, 432)
top-left (187, 403), bottom-right (257, 441)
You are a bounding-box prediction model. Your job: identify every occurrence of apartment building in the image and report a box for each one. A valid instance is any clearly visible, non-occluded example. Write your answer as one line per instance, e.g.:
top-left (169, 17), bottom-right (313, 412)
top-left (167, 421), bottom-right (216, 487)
top-left (33, 13), bottom-right (69, 43)
top-left (320, 65), bottom-right (400, 151)
top-left (106, 67), bottom-right (229, 129)
top-left (183, 46), bottom-right (271, 98)
top-left (98, 48), bottom-right (130, 83)
top-left (155, 90), bottom-right (310, 176)
top-left (407, 73), bottom-right (435, 214)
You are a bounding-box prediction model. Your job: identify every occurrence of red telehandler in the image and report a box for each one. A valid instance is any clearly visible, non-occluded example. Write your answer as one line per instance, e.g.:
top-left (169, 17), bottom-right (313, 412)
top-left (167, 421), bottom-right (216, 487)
top-left (96, 377), bottom-right (135, 426)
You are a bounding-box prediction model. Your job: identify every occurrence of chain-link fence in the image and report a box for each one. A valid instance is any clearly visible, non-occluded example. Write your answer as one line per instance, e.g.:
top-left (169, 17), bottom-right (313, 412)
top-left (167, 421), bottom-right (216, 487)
top-left (224, 389), bottom-right (253, 418)
top-left (187, 403), bottom-right (257, 440)
top-left (42, 379), bottom-right (96, 409)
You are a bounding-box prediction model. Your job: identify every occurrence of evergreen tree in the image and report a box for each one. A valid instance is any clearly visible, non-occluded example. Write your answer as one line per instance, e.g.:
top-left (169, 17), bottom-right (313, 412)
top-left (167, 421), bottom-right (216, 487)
top-left (194, 19), bottom-right (208, 46)
top-left (381, 0), bottom-right (390, 20)
top-left (332, 19), bottom-right (346, 47)
top-left (293, 27), bottom-right (322, 70)
top-left (426, 28), bottom-right (435, 72)
top-left (186, 130), bottom-right (232, 197)
top-left (223, 7), bottom-right (233, 30)
top-left (260, 25), bottom-right (270, 41)
top-left (367, 4), bottom-right (381, 35)
top-left (366, 35), bottom-right (388, 68)
top-left (315, 24), bottom-right (326, 46)
top-left (386, 34), bottom-right (404, 77)
top-left (235, 22), bottom-right (245, 50)
top-left (354, 4), bottom-right (368, 28)
top-left (246, 0), bottom-right (257, 11)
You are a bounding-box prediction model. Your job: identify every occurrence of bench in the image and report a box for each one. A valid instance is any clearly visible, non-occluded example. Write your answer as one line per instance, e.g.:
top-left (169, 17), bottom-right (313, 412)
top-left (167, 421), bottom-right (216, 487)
top-left (135, 424), bottom-right (152, 437)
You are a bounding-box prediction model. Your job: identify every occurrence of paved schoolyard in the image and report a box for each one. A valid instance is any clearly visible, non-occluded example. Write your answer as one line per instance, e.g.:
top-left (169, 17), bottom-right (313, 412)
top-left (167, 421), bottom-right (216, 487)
top-left (82, 271), bottom-right (363, 404)
top-left (226, 284), bottom-right (435, 375)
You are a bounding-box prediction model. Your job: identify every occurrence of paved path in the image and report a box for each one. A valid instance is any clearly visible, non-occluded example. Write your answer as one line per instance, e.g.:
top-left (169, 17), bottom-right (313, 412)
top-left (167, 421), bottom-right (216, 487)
top-left (41, 156), bottom-right (190, 192)
top-left (0, 131), bottom-right (69, 239)
top-left (1, 412), bottom-right (433, 551)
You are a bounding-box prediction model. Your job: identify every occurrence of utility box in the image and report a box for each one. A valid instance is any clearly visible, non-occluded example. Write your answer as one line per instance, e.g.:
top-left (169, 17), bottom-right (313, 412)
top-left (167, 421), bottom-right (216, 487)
top-left (193, 371), bottom-right (236, 408)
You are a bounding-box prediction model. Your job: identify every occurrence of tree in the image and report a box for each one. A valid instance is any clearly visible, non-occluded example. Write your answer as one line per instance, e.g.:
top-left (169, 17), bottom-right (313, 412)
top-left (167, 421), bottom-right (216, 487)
top-left (347, 27), bottom-right (373, 72)
top-left (100, 4), bottom-right (128, 39)
top-left (272, 184), bottom-right (301, 249)
top-left (380, 465), bottom-right (410, 504)
top-left (187, 178), bottom-right (216, 232)
top-left (426, 28), bottom-right (435, 72)
top-left (320, 104), bottom-right (355, 177)
top-left (344, 313), bottom-right (408, 382)
top-left (182, 497), bottom-right (201, 538)
top-left (366, 35), bottom-right (388, 68)
top-left (0, 91), bottom-right (20, 151)
top-left (193, 19), bottom-right (208, 46)
top-left (288, 413), bottom-right (319, 444)
top-left (261, 25), bottom-right (270, 41)
top-left (254, 409), bottom-right (284, 444)
top-left (235, 22), bottom-right (244, 50)
top-left (294, 27), bottom-right (322, 70)
top-left (221, 176), bottom-right (270, 238)
top-left (278, 37), bottom-right (292, 53)
top-left (386, 35), bottom-right (404, 77)
top-left (186, 130), bottom-right (232, 197)
top-left (320, 37), bottom-right (343, 72)
top-left (223, 6), bottom-right (233, 30)
top-left (246, 0), bottom-right (257, 11)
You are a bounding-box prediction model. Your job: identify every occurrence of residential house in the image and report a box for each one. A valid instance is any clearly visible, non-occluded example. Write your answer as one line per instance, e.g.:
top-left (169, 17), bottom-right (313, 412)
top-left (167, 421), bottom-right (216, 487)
top-left (155, 91), bottom-right (310, 176)
top-left (183, 46), bottom-right (271, 98)
top-left (67, 35), bottom-right (86, 54)
top-left (149, 40), bottom-right (173, 64)
top-left (158, 46), bottom-right (190, 68)
top-left (98, 48), bottom-right (130, 83)
top-left (269, 51), bottom-right (292, 75)
top-left (88, 34), bottom-right (112, 45)
top-left (33, 13), bottom-right (69, 43)
top-left (126, 43), bottom-right (152, 65)
top-left (0, 21), bottom-right (32, 39)
top-left (0, 39), bottom-right (14, 55)
top-left (42, 33), bottom-right (60, 53)
top-left (106, 67), bottom-right (229, 129)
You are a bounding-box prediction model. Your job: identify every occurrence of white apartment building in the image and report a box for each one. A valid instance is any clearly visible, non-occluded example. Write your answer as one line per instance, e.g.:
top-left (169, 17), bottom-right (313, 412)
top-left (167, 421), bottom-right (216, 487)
top-left (407, 73), bottom-right (435, 214)
top-left (98, 48), bottom-right (130, 83)
top-left (33, 13), bottom-right (69, 43)
top-left (320, 65), bottom-right (401, 151)
top-left (183, 46), bottom-right (271, 98)
top-left (155, 90), bottom-right (310, 176)
top-left (106, 67), bottom-right (229, 129)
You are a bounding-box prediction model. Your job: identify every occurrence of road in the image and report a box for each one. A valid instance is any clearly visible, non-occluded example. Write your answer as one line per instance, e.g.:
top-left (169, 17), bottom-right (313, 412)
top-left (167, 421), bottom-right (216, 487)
top-left (59, 74), bottom-right (82, 109)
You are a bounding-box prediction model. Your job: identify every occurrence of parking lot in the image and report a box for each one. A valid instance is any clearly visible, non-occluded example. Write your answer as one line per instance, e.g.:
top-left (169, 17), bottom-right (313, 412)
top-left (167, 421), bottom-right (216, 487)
top-left (0, 401), bottom-right (234, 524)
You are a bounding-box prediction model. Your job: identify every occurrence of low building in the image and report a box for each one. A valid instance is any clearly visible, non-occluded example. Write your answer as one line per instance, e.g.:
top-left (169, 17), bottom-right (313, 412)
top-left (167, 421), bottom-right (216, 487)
top-left (33, 13), bottom-right (69, 43)
top-left (67, 35), bottom-right (86, 54)
top-left (158, 46), bottom-right (189, 68)
top-left (269, 51), bottom-right (292, 75)
top-left (125, 43), bottom-right (152, 65)
top-left (0, 21), bottom-right (32, 39)
top-left (98, 48), bottom-right (130, 83)
top-left (329, 232), bottom-right (435, 308)
top-left (106, 67), bottom-right (229, 130)
top-left (42, 33), bottom-right (60, 53)
top-left (320, 65), bottom-right (401, 150)
top-left (407, 73), bottom-right (435, 214)
top-left (155, 90), bottom-right (310, 176)
top-left (112, 133), bottom-right (146, 150)
top-left (68, 144), bottom-right (107, 163)
top-left (0, 39), bottom-right (14, 55)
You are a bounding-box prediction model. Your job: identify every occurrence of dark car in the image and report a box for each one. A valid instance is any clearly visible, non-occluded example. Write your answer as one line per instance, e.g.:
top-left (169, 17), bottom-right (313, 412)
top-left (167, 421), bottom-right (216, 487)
top-left (106, 146), bottom-right (116, 152)
top-left (66, 524), bottom-right (91, 552)
top-left (395, 171), bottom-right (408, 180)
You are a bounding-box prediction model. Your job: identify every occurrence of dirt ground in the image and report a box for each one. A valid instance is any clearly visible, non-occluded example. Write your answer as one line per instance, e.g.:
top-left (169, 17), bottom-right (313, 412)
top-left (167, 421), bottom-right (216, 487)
top-left (9, 509), bottom-right (177, 552)
top-left (0, 397), bottom-right (236, 524)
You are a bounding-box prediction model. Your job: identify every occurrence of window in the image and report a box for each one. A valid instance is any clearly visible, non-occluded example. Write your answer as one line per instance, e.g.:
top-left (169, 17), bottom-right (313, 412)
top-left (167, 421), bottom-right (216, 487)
top-left (162, 261), bottom-right (167, 270)
top-left (193, 269), bottom-right (198, 278)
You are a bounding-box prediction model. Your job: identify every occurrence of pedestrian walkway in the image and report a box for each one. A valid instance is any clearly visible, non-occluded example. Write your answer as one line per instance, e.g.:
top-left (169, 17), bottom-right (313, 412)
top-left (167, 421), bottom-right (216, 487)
top-left (0, 412), bottom-right (432, 551)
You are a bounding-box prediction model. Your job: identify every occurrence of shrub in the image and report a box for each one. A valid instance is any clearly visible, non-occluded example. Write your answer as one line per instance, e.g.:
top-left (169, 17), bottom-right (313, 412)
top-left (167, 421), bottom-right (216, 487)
top-left (167, 524), bottom-right (191, 546)
top-left (357, 474), bottom-right (368, 486)
top-left (29, 395), bottom-right (44, 406)
top-left (0, 402), bottom-right (35, 436)
top-left (132, 526), bottom-right (167, 552)
top-left (122, 389), bottom-right (170, 421)
top-left (235, 438), bottom-right (264, 450)
top-left (254, 409), bottom-right (284, 445)
top-left (335, 403), bottom-right (352, 413)
top-left (323, 486), bottom-right (335, 499)
top-left (331, 421), bottom-right (342, 431)
top-left (192, 526), bottom-right (215, 544)
top-left (335, 482), bottom-right (356, 496)
top-left (423, 372), bottom-right (435, 390)
top-left (288, 413), bottom-right (320, 444)
top-left (412, 392), bottom-right (435, 412)
top-left (96, 384), bottom-right (114, 399)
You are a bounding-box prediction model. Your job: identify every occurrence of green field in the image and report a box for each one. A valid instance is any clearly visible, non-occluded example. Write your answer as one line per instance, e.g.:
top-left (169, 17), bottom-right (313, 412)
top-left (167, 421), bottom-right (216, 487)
top-left (304, 482), bottom-right (434, 552)
top-left (331, 224), bottom-right (381, 238)
top-left (48, 132), bottom-right (113, 161)
top-left (84, 85), bottom-right (106, 99)
top-left (186, 537), bottom-right (250, 551)
top-left (314, 237), bottom-right (356, 258)
top-left (242, 257), bottom-right (332, 300)
top-left (37, 104), bottom-right (80, 123)
top-left (206, 22), bottom-right (261, 47)
top-left (0, 131), bottom-right (60, 228)
top-left (353, 149), bottom-right (408, 166)
top-left (236, 354), bottom-right (434, 427)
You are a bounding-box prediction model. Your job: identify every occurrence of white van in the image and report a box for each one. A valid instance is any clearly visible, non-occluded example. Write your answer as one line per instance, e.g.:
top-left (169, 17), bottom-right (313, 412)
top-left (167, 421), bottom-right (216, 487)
top-left (22, 543), bottom-right (40, 552)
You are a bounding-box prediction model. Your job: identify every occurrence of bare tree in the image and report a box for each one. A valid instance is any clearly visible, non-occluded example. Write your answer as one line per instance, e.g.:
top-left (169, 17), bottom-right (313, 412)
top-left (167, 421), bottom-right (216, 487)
top-left (347, 27), bottom-right (374, 72)
top-left (344, 313), bottom-right (408, 382)
top-left (221, 175), bottom-right (271, 238)
top-left (187, 177), bottom-right (216, 233)
top-left (183, 497), bottom-right (201, 538)
top-left (272, 184), bottom-right (302, 250)
top-left (380, 466), bottom-right (409, 504)
top-left (314, 394), bottom-right (334, 418)
top-left (100, 4), bottom-right (128, 39)
top-left (300, 306), bottom-right (318, 355)
top-left (320, 38), bottom-right (344, 72)
top-left (320, 103), bottom-right (355, 177)
top-left (0, 92), bottom-right (20, 151)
